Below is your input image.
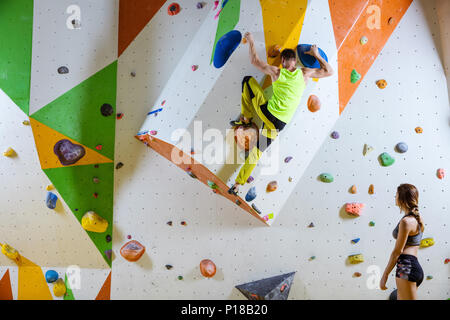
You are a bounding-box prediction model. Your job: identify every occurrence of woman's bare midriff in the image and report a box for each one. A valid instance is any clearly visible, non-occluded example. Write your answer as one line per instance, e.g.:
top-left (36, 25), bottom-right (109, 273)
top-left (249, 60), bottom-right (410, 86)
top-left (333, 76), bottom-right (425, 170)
top-left (402, 244), bottom-right (419, 256)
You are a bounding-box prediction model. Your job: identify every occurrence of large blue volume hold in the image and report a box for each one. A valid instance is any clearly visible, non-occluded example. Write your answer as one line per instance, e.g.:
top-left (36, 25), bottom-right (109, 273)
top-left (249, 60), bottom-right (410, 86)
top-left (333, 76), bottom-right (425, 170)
top-left (213, 30), bottom-right (242, 69)
top-left (297, 44), bottom-right (328, 69)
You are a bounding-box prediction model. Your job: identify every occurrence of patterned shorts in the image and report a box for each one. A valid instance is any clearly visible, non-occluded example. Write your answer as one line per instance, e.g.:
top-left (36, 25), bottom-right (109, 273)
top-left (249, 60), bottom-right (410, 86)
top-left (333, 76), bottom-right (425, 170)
top-left (395, 254), bottom-right (424, 287)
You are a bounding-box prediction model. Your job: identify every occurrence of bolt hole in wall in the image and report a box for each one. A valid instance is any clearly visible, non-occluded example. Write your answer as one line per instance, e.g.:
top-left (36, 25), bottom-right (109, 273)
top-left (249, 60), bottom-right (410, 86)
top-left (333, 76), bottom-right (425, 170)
top-left (0, 0), bottom-right (449, 301)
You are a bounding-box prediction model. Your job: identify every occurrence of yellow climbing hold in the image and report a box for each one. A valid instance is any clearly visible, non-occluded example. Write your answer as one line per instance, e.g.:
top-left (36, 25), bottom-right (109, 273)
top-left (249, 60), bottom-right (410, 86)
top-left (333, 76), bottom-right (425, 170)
top-left (53, 278), bottom-right (66, 297)
top-left (46, 184), bottom-right (54, 191)
top-left (348, 254), bottom-right (364, 264)
top-left (1, 243), bottom-right (21, 263)
top-left (3, 147), bottom-right (16, 157)
top-left (22, 120), bottom-right (30, 125)
top-left (420, 238), bottom-right (434, 248)
top-left (81, 211), bottom-right (108, 233)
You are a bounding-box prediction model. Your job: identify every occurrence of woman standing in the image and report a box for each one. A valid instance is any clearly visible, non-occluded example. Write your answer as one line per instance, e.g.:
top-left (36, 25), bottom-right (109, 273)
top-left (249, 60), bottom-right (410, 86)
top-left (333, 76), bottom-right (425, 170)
top-left (380, 184), bottom-right (425, 300)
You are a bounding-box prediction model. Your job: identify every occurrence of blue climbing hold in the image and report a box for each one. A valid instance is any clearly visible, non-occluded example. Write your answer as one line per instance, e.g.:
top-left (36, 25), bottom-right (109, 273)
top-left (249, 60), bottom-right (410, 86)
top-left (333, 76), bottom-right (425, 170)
top-left (297, 44), bottom-right (328, 69)
top-left (245, 186), bottom-right (257, 202)
top-left (351, 238), bottom-right (360, 244)
top-left (46, 192), bottom-right (58, 209)
top-left (45, 270), bottom-right (59, 283)
top-left (213, 30), bottom-right (242, 69)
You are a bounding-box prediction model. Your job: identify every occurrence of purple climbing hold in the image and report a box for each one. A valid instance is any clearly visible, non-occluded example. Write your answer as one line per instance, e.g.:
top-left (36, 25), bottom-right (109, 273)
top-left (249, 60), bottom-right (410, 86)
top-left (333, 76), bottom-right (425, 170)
top-left (196, 2), bottom-right (204, 9)
top-left (54, 139), bottom-right (86, 166)
top-left (106, 235), bottom-right (112, 243)
top-left (100, 103), bottom-right (114, 117)
top-left (247, 176), bottom-right (254, 183)
top-left (331, 131), bottom-right (340, 139)
top-left (284, 156), bottom-right (293, 163)
top-left (104, 249), bottom-right (112, 260)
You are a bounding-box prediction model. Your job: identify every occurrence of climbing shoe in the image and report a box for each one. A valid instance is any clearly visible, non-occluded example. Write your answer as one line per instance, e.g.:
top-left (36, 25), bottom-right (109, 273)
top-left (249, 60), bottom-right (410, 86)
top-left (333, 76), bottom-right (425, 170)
top-left (230, 119), bottom-right (252, 128)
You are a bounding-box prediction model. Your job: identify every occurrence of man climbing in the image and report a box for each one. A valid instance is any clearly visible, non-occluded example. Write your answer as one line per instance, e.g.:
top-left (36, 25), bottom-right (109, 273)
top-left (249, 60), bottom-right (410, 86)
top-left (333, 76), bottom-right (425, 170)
top-left (228, 32), bottom-right (334, 195)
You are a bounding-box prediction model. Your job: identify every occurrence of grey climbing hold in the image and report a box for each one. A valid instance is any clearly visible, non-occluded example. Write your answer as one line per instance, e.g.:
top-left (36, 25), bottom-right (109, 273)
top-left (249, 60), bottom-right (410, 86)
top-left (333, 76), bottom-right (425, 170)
top-left (319, 173), bottom-right (334, 183)
top-left (245, 187), bottom-right (257, 202)
top-left (57, 66), bottom-right (69, 74)
top-left (395, 142), bottom-right (408, 153)
top-left (235, 272), bottom-right (296, 300)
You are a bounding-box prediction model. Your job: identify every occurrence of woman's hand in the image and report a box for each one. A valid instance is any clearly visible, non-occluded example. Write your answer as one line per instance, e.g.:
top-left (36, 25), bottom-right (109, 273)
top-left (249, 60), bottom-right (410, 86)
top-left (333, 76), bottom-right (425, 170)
top-left (379, 274), bottom-right (388, 290)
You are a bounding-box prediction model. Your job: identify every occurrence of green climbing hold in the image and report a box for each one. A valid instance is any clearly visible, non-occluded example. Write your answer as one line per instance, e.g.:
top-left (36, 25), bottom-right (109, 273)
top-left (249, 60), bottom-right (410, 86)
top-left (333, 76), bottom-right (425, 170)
top-left (351, 69), bottom-right (361, 83)
top-left (379, 152), bottom-right (395, 167)
top-left (369, 221), bottom-right (375, 227)
top-left (319, 173), bottom-right (334, 183)
top-left (207, 180), bottom-right (218, 189)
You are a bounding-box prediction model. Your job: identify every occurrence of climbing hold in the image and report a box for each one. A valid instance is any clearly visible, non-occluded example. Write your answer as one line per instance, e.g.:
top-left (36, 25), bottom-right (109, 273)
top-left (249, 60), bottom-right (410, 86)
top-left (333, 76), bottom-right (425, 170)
top-left (348, 254), bottom-right (364, 264)
top-left (437, 168), bottom-right (445, 179)
top-left (200, 259), bottom-right (217, 278)
top-left (57, 66), bottom-right (69, 74)
top-left (167, 221), bottom-right (173, 226)
top-left (369, 221), bottom-right (375, 227)
top-left (245, 187), bottom-right (257, 202)
top-left (165, 264), bottom-right (173, 270)
top-left (181, 221), bottom-right (187, 226)
top-left (288, 177), bottom-right (293, 182)
top-left (284, 156), bottom-right (293, 163)
top-left (415, 127), bottom-right (423, 134)
top-left (127, 235), bottom-right (131, 240)
top-left (213, 30), bottom-right (242, 69)
top-left (388, 17), bottom-right (395, 25)
top-left (45, 270), bottom-right (59, 283)
top-left (104, 249), bottom-right (112, 261)
top-left (236, 272), bottom-right (296, 300)
top-left (235, 199), bottom-right (241, 206)
top-left (95, 144), bottom-right (102, 151)
top-left (420, 238), bottom-right (434, 248)
top-left (0, 243), bottom-right (20, 262)
top-left (3, 147), bottom-right (16, 157)
top-left (242, 38), bottom-right (247, 44)
top-left (130, 71), bottom-right (136, 77)
top-left (266, 181), bottom-right (278, 192)
top-left (178, 276), bottom-right (184, 280)
top-left (93, 192), bottom-right (98, 198)
top-left (345, 203), bottom-right (364, 216)
top-left (368, 184), bottom-right (375, 194)
top-left (395, 142), bottom-right (408, 153)
top-left (251, 203), bottom-right (261, 215)
top-left (94, 164), bottom-right (99, 168)
top-left (207, 180), bottom-right (218, 190)
top-left (53, 278), bottom-right (66, 297)
top-left (360, 36), bottom-right (368, 45)
top-left (81, 211), bottom-right (108, 233)
top-left (116, 113), bottom-right (124, 120)
top-left (444, 258), bottom-right (449, 264)
top-left (190, 148), bottom-right (195, 155)
top-left (71, 19), bottom-right (81, 29)
top-left (191, 65), bottom-right (198, 71)
top-left (22, 120), bottom-right (30, 125)
top-left (307, 95), bottom-right (321, 112)
top-left (331, 131), bottom-right (339, 139)
top-left (268, 45), bottom-right (282, 58)
top-left (379, 152), bottom-right (395, 167)
top-left (350, 185), bottom-right (357, 194)
top-left (115, 162), bottom-right (124, 169)
top-left (196, 2), bottom-right (204, 9)
top-left (149, 130), bottom-right (157, 136)
top-left (308, 222), bottom-right (315, 228)
top-left (93, 177), bottom-right (100, 184)
top-left (120, 240), bottom-right (145, 262)
top-left (350, 69), bottom-right (361, 83)
top-left (376, 79), bottom-right (387, 89)
top-left (167, 3), bottom-right (180, 15)
top-left (297, 44), bottom-right (328, 69)
top-left (353, 272), bottom-right (362, 277)
top-left (46, 184), bottom-right (54, 191)
top-left (351, 238), bottom-right (360, 244)
top-left (363, 144), bottom-right (374, 156)
top-left (186, 169), bottom-right (197, 179)
top-left (213, 1), bottom-right (219, 10)
top-left (319, 173), bottom-right (334, 183)
top-left (247, 176), bottom-right (254, 183)
top-left (309, 256), bottom-right (316, 261)
top-left (46, 192), bottom-right (58, 209)
top-left (54, 139), bottom-right (86, 165)
top-left (426, 275), bottom-right (433, 280)
top-left (100, 103), bottom-right (114, 117)
top-left (262, 215), bottom-right (269, 222)
top-left (106, 235), bottom-right (112, 242)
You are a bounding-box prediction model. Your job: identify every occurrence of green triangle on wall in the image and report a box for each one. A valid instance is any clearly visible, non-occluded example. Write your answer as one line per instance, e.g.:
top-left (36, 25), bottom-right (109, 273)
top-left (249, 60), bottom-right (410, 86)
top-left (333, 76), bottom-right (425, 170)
top-left (64, 274), bottom-right (75, 300)
top-left (0, 0), bottom-right (34, 115)
top-left (31, 61), bottom-right (117, 160)
top-left (44, 163), bottom-right (114, 267)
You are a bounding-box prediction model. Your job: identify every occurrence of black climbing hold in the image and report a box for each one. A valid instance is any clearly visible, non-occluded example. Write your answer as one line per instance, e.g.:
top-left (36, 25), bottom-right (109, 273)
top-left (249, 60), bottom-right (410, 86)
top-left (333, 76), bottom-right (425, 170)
top-left (165, 264), bottom-right (173, 270)
top-left (130, 71), bottom-right (136, 77)
top-left (236, 272), bottom-right (296, 300)
top-left (57, 66), bottom-right (69, 74)
top-left (106, 235), bottom-right (112, 242)
top-left (94, 164), bottom-right (99, 168)
top-left (101, 103), bottom-right (114, 117)
top-left (115, 162), bottom-right (124, 169)
top-left (167, 221), bottom-right (173, 226)
top-left (251, 203), bottom-right (261, 215)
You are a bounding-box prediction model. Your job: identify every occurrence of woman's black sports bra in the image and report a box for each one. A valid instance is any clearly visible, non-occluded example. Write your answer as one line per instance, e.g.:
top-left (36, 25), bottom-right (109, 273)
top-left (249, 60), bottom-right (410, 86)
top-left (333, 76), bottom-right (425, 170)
top-left (392, 213), bottom-right (423, 246)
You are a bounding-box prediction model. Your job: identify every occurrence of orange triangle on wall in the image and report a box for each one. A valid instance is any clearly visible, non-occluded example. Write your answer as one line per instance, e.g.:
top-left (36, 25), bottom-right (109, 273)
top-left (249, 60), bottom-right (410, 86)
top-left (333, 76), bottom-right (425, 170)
top-left (29, 118), bottom-right (113, 170)
top-left (95, 272), bottom-right (111, 300)
top-left (0, 269), bottom-right (13, 300)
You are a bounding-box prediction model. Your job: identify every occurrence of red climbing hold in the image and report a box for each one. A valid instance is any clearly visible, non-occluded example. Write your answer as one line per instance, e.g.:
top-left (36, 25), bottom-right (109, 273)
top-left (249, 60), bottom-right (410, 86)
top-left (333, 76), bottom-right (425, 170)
top-left (168, 3), bottom-right (180, 16)
top-left (96, 145), bottom-right (103, 151)
top-left (200, 259), bottom-right (217, 278)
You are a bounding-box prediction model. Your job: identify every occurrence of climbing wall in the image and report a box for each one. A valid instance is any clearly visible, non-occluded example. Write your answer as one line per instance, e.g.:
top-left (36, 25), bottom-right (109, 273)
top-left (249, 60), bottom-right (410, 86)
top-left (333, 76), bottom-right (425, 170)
top-left (1, 0), bottom-right (448, 300)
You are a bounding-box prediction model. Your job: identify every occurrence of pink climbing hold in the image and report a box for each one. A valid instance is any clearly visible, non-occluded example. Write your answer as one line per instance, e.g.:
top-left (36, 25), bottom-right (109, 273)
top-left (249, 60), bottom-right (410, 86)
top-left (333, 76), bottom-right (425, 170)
top-left (214, 9), bottom-right (222, 19)
top-left (150, 130), bottom-right (157, 135)
top-left (213, 1), bottom-right (219, 10)
top-left (437, 168), bottom-right (445, 179)
top-left (191, 65), bottom-right (198, 71)
top-left (345, 203), bottom-right (365, 216)
top-left (161, 100), bottom-right (166, 106)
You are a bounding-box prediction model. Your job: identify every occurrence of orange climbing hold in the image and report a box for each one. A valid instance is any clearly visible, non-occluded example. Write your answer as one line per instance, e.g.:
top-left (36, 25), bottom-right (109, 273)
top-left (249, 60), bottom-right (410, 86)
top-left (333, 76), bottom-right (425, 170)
top-left (345, 203), bottom-right (364, 216)
top-left (266, 181), bottom-right (278, 193)
top-left (350, 185), bottom-right (357, 194)
top-left (167, 3), bottom-right (180, 16)
top-left (200, 259), bottom-right (217, 278)
top-left (307, 95), bottom-right (321, 113)
top-left (120, 240), bottom-right (146, 262)
top-left (368, 184), bottom-right (375, 194)
top-left (268, 45), bottom-right (282, 58)
top-left (415, 127), bottom-right (423, 134)
top-left (376, 79), bottom-right (387, 89)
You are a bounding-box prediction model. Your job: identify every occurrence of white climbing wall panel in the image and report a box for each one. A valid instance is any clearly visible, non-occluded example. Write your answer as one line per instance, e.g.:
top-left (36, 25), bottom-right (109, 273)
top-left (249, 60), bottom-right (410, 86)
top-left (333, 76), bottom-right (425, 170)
top-left (0, 0), bottom-right (448, 300)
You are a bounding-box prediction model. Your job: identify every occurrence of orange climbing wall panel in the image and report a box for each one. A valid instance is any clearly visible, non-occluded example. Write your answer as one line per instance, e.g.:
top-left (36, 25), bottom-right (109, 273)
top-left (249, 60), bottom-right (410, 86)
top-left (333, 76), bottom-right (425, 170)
top-left (95, 272), bottom-right (111, 300)
top-left (118, 0), bottom-right (167, 57)
top-left (328, 0), bottom-right (369, 50)
top-left (259, 0), bottom-right (308, 89)
top-left (29, 118), bottom-right (113, 170)
top-left (136, 134), bottom-right (268, 225)
top-left (336, 0), bottom-right (412, 114)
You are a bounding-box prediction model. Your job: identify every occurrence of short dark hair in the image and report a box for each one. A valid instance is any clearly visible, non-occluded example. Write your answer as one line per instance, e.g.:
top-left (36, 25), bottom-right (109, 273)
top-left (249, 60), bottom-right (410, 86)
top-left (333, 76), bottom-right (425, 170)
top-left (280, 48), bottom-right (296, 61)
